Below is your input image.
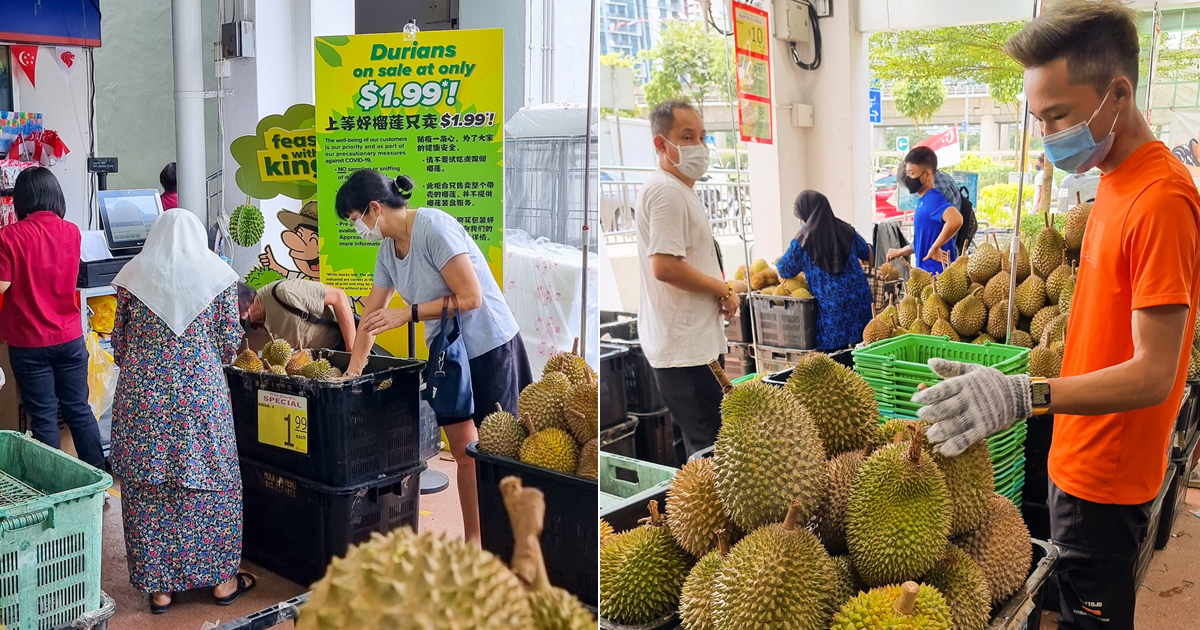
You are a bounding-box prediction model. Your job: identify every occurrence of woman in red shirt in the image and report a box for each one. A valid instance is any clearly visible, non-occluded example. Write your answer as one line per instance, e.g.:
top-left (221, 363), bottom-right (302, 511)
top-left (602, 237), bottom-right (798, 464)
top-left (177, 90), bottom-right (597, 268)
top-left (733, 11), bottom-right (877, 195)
top-left (0, 167), bottom-right (104, 469)
top-left (160, 162), bottom-right (178, 210)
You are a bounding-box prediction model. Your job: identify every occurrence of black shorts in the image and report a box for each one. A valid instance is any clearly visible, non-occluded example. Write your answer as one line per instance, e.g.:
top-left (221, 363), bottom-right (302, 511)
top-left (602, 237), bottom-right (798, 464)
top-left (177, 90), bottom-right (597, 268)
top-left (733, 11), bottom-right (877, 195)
top-left (650, 358), bottom-right (724, 457)
top-left (437, 332), bottom-right (534, 428)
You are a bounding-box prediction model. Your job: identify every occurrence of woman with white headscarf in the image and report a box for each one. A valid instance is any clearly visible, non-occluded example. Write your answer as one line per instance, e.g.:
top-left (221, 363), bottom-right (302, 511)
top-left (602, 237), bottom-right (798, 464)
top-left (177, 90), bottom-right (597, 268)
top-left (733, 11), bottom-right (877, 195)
top-left (109, 210), bottom-right (257, 613)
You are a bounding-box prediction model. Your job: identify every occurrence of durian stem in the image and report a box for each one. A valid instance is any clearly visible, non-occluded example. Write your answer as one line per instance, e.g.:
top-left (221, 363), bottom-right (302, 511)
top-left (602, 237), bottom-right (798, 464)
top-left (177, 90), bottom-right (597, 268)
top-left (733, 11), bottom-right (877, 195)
top-left (499, 476), bottom-right (551, 591)
top-left (901, 258), bottom-right (914, 271)
top-left (572, 337), bottom-right (580, 355)
top-left (781, 500), bottom-right (803, 531)
top-left (495, 402), bottom-right (504, 414)
top-left (647, 500), bottom-right (664, 527)
top-left (717, 529), bottom-right (730, 556)
top-left (1076, 191), bottom-right (1082, 205)
top-left (894, 582), bottom-right (920, 616)
top-left (905, 422), bottom-right (924, 464)
top-left (709, 359), bottom-right (735, 394)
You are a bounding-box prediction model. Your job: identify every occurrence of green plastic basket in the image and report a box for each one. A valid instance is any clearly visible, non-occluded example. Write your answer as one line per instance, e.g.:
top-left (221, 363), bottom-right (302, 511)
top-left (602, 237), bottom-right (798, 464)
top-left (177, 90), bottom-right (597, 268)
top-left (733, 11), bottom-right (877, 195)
top-left (0, 431), bottom-right (112, 630)
top-left (732, 373), bottom-right (758, 385)
top-left (853, 334), bottom-right (1030, 378)
top-left (598, 453), bottom-right (678, 517)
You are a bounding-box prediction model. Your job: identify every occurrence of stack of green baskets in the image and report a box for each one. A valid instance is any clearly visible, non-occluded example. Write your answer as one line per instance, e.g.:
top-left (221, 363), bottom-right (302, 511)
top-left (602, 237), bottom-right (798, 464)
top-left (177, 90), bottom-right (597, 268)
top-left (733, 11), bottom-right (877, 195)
top-left (852, 334), bottom-right (1031, 506)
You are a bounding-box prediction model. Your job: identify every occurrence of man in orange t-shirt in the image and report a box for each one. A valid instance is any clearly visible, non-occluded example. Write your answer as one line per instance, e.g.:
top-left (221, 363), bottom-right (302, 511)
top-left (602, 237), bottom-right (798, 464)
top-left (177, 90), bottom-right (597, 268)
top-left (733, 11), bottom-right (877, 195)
top-left (912, 3), bottom-right (1200, 628)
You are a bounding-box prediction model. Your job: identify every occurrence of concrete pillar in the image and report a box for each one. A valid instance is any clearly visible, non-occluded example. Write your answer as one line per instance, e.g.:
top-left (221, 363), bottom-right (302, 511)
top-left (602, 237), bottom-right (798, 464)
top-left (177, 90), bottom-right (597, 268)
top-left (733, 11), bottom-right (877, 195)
top-left (746, 0), bottom-right (874, 264)
top-left (171, 0), bottom-right (208, 220)
top-left (980, 114), bottom-right (999, 152)
top-left (999, 123), bottom-right (1011, 151)
top-left (873, 126), bottom-right (888, 150)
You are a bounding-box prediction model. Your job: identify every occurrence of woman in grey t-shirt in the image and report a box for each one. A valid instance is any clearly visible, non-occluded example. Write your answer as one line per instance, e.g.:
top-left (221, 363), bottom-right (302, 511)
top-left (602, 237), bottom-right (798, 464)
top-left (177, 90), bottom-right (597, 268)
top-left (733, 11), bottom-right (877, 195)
top-left (338, 169), bottom-right (531, 545)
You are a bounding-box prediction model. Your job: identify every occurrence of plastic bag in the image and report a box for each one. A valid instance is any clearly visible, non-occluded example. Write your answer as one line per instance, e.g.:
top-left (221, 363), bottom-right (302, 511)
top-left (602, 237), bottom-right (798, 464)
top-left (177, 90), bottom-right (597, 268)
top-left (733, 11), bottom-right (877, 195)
top-left (86, 332), bottom-right (118, 420)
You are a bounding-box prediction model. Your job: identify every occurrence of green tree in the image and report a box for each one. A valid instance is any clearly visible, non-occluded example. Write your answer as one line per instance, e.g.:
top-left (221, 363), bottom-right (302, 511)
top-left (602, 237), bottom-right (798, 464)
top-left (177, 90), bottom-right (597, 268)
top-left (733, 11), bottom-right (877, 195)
top-left (870, 23), bottom-right (1026, 104)
top-left (892, 78), bottom-right (946, 135)
top-left (640, 21), bottom-right (730, 113)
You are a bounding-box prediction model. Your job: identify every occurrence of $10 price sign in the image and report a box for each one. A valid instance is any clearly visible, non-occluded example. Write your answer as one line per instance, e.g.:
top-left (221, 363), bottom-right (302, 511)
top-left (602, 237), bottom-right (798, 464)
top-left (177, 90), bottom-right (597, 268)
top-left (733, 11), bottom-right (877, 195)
top-left (315, 29), bottom-right (505, 296)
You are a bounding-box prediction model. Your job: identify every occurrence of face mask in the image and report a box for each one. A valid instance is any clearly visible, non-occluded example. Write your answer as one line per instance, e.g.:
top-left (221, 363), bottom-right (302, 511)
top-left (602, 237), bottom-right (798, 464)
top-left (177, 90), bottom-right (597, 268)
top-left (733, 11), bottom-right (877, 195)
top-left (354, 210), bottom-right (384, 242)
top-left (660, 136), bottom-right (710, 179)
top-left (904, 172), bottom-right (924, 195)
top-left (1041, 89), bottom-right (1118, 174)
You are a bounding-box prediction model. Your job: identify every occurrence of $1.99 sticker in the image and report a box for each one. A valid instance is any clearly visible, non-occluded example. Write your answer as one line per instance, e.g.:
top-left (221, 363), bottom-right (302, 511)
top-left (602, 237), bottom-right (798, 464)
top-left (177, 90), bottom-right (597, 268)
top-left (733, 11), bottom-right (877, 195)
top-left (257, 390), bottom-right (309, 454)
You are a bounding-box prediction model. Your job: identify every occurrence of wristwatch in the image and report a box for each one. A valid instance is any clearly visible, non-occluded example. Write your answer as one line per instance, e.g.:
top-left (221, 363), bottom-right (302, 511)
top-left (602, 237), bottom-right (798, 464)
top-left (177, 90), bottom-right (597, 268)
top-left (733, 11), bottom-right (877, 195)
top-left (1030, 377), bottom-right (1052, 416)
top-left (412, 303), bottom-right (420, 324)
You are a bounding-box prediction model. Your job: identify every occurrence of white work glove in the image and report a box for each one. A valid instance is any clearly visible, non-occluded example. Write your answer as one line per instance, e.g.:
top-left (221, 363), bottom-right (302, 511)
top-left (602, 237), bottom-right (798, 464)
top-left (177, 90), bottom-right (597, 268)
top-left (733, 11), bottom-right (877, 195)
top-left (911, 359), bottom-right (1032, 457)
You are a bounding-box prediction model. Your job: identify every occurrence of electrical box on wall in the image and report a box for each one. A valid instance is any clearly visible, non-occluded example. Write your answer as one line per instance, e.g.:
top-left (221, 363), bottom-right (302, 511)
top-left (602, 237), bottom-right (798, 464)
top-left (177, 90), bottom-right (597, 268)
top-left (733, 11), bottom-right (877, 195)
top-left (221, 20), bottom-right (255, 58)
top-left (791, 104), bottom-right (814, 127)
top-left (774, 0), bottom-right (812, 44)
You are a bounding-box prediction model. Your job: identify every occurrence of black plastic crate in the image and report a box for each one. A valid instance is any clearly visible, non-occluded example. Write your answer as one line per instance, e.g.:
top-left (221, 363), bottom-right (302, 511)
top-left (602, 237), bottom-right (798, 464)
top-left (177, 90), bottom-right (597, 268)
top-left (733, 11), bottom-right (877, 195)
top-left (724, 343), bottom-right (755, 379)
top-left (227, 350), bottom-right (424, 487)
top-left (1021, 500), bottom-right (1051, 544)
top-left (467, 442), bottom-right (598, 606)
top-left (988, 539), bottom-right (1059, 630)
top-left (1136, 463), bottom-right (1175, 588)
top-left (600, 417), bottom-right (639, 458)
top-left (240, 457), bottom-right (424, 588)
top-left (601, 344), bottom-right (630, 430)
top-left (1174, 383), bottom-right (1198, 460)
top-left (724, 293), bottom-right (753, 343)
top-left (599, 317), bottom-right (666, 414)
top-left (1156, 427), bottom-right (1200, 550)
top-left (761, 367), bottom-right (791, 387)
top-left (633, 408), bottom-right (680, 468)
top-left (750, 294), bottom-right (816, 350)
top-left (1023, 414), bottom-right (1053, 506)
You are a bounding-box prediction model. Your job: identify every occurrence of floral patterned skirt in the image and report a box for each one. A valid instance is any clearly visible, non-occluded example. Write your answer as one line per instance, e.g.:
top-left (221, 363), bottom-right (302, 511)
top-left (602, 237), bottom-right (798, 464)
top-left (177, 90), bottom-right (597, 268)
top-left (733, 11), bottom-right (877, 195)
top-left (122, 481), bottom-right (242, 593)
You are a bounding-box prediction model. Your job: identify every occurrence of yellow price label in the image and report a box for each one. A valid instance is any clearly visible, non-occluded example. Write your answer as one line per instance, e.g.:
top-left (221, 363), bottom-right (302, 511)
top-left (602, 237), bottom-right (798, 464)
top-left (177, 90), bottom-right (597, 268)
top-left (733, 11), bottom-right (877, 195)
top-left (735, 8), bottom-right (769, 57)
top-left (257, 390), bottom-right (309, 454)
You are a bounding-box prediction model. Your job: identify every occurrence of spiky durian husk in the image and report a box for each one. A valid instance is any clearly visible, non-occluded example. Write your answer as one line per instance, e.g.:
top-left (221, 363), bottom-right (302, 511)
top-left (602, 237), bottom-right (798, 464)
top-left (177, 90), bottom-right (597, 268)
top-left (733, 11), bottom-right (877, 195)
top-left (982, 270), bottom-right (1010, 309)
top-left (846, 439), bottom-right (952, 587)
top-left (301, 359), bottom-right (333, 380)
top-left (953, 493), bottom-right (1032, 607)
top-left (814, 449), bottom-right (868, 555)
top-left (829, 555), bottom-right (861, 613)
top-left (286, 349), bottom-right (313, 376)
top-left (478, 408), bottom-right (528, 460)
top-left (263, 338), bottom-right (293, 368)
top-left (576, 438), bottom-right (598, 480)
top-left (599, 523), bottom-right (689, 624)
top-left (933, 441), bottom-right (995, 538)
top-left (784, 354), bottom-right (877, 458)
top-left (1032, 225), bottom-right (1065, 279)
top-left (922, 544), bottom-right (992, 630)
top-left (233, 349), bottom-right (264, 372)
top-left (544, 352), bottom-right (595, 386)
top-left (531, 586), bottom-right (595, 630)
top-left (518, 372), bottom-right (571, 433)
top-left (967, 243), bottom-right (1002, 284)
top-left (830, 583), bottom-right (953, 630)
top-left (564, 379), bottom-right (598, 444)
top-left (519, 429), bottom-right (578, 474)
top-left (679, 549), bottom-right (723, 630)
top-left (711, 523), bottom-right (839, 630)
top-left (667, 458), bottom-right (736, 558)
top-left (600, 519), bottom-right (614, 545)
top-left (712, 381), bottom-right (827, 533)
top-left (297, 528), bottom-right (532, 630)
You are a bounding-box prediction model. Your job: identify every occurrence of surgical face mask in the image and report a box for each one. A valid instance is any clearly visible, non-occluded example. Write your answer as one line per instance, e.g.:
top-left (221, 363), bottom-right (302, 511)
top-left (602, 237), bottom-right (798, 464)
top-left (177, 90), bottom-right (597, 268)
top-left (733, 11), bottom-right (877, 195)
top-left (1041, 89), bottom-right (1118, 174)
top-left (904, 171), bottom-right (925, 195)
top-left (354, 210), bottom-right (384, 242)
top-left (660, 136), bottom-right (710, 179)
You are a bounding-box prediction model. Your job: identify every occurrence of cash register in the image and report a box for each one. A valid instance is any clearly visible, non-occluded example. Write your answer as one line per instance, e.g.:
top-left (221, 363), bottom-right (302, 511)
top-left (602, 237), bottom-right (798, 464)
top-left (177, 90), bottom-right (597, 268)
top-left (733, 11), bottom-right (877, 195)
top-left (77, 189), bottom-right (164, 288)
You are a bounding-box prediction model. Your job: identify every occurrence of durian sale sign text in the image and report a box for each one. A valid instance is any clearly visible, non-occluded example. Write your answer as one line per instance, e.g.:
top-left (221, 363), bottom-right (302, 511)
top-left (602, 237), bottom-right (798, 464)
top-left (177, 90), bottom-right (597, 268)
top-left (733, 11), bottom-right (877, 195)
top-left (314, 30), bottom-right (504, 295)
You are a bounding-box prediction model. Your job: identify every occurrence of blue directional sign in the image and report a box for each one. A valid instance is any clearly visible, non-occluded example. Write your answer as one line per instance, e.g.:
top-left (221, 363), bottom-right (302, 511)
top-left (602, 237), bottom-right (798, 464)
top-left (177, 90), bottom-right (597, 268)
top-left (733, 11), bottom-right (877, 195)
top-left (897, 136), bottom-right (909, 152)
top-left (869, 88), bottom-right (882, 124)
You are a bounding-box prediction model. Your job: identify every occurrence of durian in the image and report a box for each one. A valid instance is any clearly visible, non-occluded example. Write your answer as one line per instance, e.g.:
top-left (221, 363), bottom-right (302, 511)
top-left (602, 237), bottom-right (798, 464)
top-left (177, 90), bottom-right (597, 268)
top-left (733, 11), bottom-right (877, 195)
top-left (1032, 213), bottom-right (1065, 278)
top-left (982, 270), bottom-right (1010, 309)
top-left (830, 581), bottom-right (953, 630)
top-left (286, 348), bottom-right (314, 376)
top-left (229, 203), bottom-right (266, 247)
top-left (972, 334), bottom-right (995, 345)
top-left (829, 555), bottom-right (862, 613)
top-left (478, 403), bottom-right (528, 459)
top-left (792, 288), bottom-right (814, 299)
top-left (262, 335), bottom-right (293, 368)
top-left (1046, 313), bottom-right (1069, 345)
top-left (297, 528), bottom-right (532, 630)
top-left (751, 269), bottom-right (779, 290)
top-left (846, 423), bottom-right (952, 587)
top-left (1014, 275), bottom-right (1046, 318)
top-left (898, 295), bottom-right (921, 329)
top-left (1008, 329), bottom-right (1033, 348)
top-left (986, 301), bottom-right (1016, 341)
top-left (233, 344), bottom-right (264, 372)
top-left (750, 258), bottom-right (769, 275)
top-left (679, 529), bottom-right (729, 630)
top-left (1064, 192), bottom-right (1091, 253)
top-left (268, 364), bottom-right (287, 376)
top-left (923, 279), bottom-right (951, 326)
top-left (1029, 344), bottom-right (1062, 379)
top-left (931, 314), bottom-right (960, 342)
top-left (863, 316), bottom-right (895, 345)
top-left (730, 279), bottom-right (749, 294)
top-left (922, 544), bottom-right (992, 630)
top-left (519, 427), bottom-right (579, 474)
top-left (576, 438), bottom-right (598, 480)
top-left (938, 262), bottom-right (971, 305)
top-left (1001, 239), bottom-right (1031, 283)
top-left (1058, 272), bottom-right (1076, 317)
top-left (710, 362), bottom-right (827, 533)
top-left (564, 371), bottom-right (598, 444)
top-left (1044, 252), bottom-right (1073, 305)
top-left (600, 501), bottom-right (689, 624)
top-left (712, 501), bottom-right (840, 630)
top-left (815, 447), bottom-right (870, 555)
top-left (967, 239), bottom-right (1002, 284)
top-left (786, 353), bottom-right (877, 457)
top-left (543, 338), bottom-right (595, 386)
top-left (600, 519), bottom-right (614, 545)
top-left (953, 493), bottom-right (1032, 607)
top-left (950, 288), bottom-right (987, 338)
top-left (1029, 305), bottom-right (1061, 343)
top-left (518, 372), bottom-right (571, 432)
top-left (933, 442), bottom-right (995, 538)
top-left (667, 457), bottom-right (736, 558)
top-left (904, 259), bottom-right (933, 298)
top-left (878, 262), bottom-right (901, 282)
top-left (301, 358), bottom-right (332, 380)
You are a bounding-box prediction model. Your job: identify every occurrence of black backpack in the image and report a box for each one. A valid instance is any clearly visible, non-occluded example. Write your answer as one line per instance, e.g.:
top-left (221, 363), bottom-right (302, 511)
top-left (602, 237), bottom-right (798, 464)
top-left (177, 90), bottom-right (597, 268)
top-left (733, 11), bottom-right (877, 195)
top-left (955, 185), bottom-right (978, 256)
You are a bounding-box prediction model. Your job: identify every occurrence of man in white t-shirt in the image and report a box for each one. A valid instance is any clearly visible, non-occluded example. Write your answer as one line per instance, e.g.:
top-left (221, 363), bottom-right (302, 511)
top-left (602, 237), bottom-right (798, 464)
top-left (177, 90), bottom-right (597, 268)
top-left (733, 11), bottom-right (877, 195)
top-left (635, 100), bottom-right (739, 455)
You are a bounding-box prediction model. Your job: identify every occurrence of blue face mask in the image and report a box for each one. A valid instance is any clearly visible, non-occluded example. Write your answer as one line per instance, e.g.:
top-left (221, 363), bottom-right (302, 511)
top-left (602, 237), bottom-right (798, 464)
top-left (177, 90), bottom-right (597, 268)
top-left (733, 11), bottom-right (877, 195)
top-left (1041, 88), bottom-right (1118, 174)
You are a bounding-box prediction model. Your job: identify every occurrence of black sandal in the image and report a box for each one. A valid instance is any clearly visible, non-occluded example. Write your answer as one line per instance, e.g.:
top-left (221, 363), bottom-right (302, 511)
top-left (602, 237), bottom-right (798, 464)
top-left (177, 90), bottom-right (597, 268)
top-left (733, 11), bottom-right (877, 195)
top-left (149, 594), bottom-right (171, 614)
top-left (215, 572), bottom-right (257, 606)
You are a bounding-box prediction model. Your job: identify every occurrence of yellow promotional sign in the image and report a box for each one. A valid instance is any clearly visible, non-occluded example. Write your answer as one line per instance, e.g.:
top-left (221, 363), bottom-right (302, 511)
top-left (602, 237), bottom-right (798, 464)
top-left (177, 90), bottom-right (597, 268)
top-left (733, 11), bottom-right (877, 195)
top-left (257, 127), bottom-right (318, 183)
top-left (733, 1), bottom-right (773, 144)
top-left (257, 390), bottom-right (309, 454)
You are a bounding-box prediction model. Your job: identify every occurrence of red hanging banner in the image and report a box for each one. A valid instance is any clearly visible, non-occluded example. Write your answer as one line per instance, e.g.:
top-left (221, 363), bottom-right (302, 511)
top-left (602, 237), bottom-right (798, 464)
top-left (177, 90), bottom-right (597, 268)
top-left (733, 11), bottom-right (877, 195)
top-left (732, 1), bottom-right (772, 144)
top-left (11, 46), bottom-right (38, 87)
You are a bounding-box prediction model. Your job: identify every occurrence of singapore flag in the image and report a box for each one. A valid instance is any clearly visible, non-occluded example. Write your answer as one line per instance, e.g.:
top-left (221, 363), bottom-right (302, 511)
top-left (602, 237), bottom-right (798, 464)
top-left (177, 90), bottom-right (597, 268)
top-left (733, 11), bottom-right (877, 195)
top-left (11, 46), bottom-right (38, 88)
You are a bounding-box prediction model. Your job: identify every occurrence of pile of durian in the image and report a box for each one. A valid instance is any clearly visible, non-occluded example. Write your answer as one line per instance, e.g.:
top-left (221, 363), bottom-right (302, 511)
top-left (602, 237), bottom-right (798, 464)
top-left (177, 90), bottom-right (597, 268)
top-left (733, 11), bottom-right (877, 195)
top-left (599, 355), bottom-right (1032, 630)
top-left (477, 339), bottom-right (599, 481)
top-left (232, 336), bottom-right (343, 380)
top-left (731, 258), bottom-right (811, 298)
top-left (296, 476), bottom-right (595, 630)
top-left (863, 199), bottom-right (1092, 380)
top-left (1188, 309), bottom-right (1200, 381)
